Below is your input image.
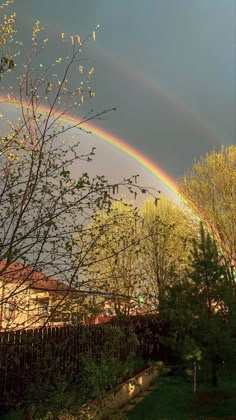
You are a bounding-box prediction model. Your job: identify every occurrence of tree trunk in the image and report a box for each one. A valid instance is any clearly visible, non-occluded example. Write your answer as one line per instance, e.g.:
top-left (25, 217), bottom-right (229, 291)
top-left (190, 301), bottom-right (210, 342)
top-left (193, 362), bottom-right (197, 393)
top-left (211, 361), bottom-right (218, 387)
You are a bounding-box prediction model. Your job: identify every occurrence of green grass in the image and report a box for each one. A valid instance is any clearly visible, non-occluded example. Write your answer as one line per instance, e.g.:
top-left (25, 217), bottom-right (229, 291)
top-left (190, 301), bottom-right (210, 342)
top-left (127, 372), bottom-right (236, 420)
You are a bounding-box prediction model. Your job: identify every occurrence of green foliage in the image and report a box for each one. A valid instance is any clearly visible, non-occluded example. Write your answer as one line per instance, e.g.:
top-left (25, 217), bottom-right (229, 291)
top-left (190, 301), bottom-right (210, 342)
top-left (183, 337), bottom-right (201, 365)
top-left (140, 196), bottom-right (197, 310)
top-left (180, 145), bottom-right (236, 269)
top-left (190, 223), bottom-right (228, 295)
top-left (23, 352), bottom-right (145, 419)
top-left (79, 201), bottom-right (146, 316)
top-left (24, 376), bottom-right (76, 420)
top-left (78, 196), bottom-right (196, 316)
top-left (160, 222), bottom-right (236, 388)
top-left (79, 352), bottom-right (144, 402)
top-left (77, 326), bottom-right (141, 401)
top-left (11, 325), bottom-right (141, 418)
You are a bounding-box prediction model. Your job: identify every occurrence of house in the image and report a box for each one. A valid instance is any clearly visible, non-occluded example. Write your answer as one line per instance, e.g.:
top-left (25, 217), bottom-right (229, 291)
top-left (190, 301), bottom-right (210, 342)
top-left (0, 261), bottom-right (82, 331)
top-left (0, 262), bottom-right (150, 331)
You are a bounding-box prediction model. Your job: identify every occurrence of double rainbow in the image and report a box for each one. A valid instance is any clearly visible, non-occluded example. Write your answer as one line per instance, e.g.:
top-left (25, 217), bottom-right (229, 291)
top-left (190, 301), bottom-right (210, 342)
top-left (0, 96), bottom-right (196, 212)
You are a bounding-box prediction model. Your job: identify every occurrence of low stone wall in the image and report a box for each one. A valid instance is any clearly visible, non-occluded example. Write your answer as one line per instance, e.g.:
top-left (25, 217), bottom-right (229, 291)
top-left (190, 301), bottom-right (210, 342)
top-left (77, 365), bottom-right (160, 419)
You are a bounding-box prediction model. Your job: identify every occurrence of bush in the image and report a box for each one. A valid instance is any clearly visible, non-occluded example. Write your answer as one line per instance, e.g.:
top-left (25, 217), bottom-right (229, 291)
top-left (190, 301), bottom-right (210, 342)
top-left (20, 326), bottom-right (144, 418)
top-left (79, 352), bottom-right (145, 403)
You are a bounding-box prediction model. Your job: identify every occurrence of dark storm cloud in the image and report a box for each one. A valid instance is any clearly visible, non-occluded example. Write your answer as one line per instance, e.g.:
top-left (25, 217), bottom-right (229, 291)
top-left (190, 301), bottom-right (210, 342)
top-left (10, 0), bottom-right (236, 183)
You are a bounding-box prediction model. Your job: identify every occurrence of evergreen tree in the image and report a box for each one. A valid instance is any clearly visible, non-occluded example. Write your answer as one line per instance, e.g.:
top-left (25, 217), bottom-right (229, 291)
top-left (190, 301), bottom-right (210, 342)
top-left (188, 223), bottom-right (235, 386)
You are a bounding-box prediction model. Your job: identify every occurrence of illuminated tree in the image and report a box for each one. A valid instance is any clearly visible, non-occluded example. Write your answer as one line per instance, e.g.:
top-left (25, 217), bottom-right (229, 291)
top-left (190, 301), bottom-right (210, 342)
top-left (140, 197), bottom-right (196, 311)
top-left (180, 145), bottom-right (236, 270)
top-left (77, 201), bottom-right (147, 317)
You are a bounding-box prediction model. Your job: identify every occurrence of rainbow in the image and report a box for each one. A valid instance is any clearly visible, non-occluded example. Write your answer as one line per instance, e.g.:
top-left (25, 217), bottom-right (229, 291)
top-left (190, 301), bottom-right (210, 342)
top-left (1, 22), bottom-right (223, 207)
top-left (65, 119), bottom-right (200, 219)
top-left (12, 14), bottom-right (223, 148)
top-left (0, 96), bottom-right (189, 206)
top-left (74, 121), bottom-right (180, 198)
top-left (92, 45), bottom-right (222, 148)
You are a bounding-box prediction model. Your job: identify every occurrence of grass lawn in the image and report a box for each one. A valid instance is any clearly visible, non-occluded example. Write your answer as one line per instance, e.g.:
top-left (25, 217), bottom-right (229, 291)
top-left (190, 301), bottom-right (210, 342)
top-left (127, 372), bottom-right (236, 420)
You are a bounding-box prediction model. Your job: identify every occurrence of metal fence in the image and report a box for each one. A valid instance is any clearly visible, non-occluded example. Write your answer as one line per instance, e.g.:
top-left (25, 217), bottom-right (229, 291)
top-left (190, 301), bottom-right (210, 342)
top-left (0, 323), bottom-right (132, 408)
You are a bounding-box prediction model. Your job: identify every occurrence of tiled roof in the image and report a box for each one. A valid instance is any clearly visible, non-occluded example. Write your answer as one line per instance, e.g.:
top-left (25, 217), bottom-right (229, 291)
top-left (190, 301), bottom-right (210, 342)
top-left (0, 261), bottom-right (68, 293)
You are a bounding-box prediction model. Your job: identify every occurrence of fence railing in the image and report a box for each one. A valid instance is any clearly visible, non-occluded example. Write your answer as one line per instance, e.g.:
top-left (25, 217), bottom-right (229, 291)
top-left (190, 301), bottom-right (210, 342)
top-left (0, 323), bottom-right (133, 408)
top-left (0, 315), bottom-right (172, 410)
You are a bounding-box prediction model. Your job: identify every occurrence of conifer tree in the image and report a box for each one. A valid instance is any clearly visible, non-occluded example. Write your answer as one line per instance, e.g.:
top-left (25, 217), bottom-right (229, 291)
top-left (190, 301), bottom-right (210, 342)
top-left (188, 223), bottom-right (235, 386)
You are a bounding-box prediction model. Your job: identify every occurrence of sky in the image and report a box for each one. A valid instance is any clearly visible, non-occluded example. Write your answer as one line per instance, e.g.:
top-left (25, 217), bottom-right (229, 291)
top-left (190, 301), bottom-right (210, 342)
top-left (4, 0), bottom-right (236, 200)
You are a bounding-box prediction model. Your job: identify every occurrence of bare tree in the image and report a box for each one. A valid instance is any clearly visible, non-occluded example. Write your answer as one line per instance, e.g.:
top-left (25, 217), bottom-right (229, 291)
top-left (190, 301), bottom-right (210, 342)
top-left (0, 8), bottom-right (157, 330)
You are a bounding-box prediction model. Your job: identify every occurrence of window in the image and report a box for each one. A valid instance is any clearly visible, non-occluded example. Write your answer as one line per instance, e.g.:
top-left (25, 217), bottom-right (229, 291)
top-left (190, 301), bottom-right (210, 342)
top-left (38, 299), bottom-right (49, 316)
top-left (5, 301), bottom-right (16, 320)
